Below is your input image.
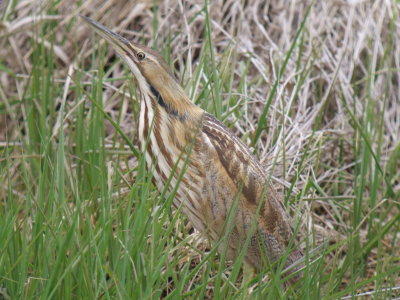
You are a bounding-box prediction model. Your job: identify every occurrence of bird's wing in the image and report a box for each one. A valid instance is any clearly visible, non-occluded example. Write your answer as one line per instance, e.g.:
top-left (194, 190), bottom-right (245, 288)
top-left (201, 113), bottom-right (293, 247)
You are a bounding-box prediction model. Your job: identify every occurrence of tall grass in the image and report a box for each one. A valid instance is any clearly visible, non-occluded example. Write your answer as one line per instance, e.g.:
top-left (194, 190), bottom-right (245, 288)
top-left (0, 0), bottom-right (399, 299)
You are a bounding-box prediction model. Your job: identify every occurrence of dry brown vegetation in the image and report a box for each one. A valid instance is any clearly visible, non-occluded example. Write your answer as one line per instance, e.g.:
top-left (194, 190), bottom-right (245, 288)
top-left (1, 0), bottom-right (399, 299)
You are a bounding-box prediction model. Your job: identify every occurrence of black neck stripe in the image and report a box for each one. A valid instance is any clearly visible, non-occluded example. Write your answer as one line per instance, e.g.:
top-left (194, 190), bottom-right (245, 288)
top-left (149, 84), bottom-right (183, 120)
top-left (150, 85), bottom-right (167, 109)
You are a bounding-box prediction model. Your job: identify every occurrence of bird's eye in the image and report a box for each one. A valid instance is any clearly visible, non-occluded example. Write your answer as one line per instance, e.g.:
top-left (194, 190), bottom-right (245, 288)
top-left (137, 52), bottom-right (146, 60)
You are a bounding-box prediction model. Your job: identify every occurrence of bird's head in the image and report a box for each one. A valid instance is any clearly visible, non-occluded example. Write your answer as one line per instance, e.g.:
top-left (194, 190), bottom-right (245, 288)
top-left (81, 15), bottom-right (202, 120)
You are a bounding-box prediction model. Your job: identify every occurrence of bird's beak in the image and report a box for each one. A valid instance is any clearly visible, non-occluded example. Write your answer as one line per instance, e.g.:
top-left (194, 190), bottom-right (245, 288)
top-left (81, 15), bottom-right (133, 58)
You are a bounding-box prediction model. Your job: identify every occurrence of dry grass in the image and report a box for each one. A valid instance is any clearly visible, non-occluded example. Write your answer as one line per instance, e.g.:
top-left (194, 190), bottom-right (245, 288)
top-left (1, 0), bottom-right (399, 299)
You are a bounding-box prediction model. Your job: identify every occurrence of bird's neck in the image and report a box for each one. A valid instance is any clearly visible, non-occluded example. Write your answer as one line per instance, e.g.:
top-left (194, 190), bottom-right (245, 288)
top-left (151, 77), bottom-right (203, 119)
top-left (136, 81), bottom-right (204, 153)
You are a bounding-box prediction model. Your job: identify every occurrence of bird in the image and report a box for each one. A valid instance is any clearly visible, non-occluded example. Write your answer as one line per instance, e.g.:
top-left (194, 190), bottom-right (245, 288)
top-left (81, 15), bottom-right (303, 287)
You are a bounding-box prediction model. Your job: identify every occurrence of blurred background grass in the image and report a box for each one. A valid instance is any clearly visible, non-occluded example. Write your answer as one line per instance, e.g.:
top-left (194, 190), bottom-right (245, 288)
top-left (0, 0), bottom-right (399, 299)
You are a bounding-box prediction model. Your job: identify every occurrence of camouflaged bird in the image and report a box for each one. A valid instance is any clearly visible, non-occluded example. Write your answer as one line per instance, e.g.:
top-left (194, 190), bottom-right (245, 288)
top-left (82, 15), bottom-right (303, 286)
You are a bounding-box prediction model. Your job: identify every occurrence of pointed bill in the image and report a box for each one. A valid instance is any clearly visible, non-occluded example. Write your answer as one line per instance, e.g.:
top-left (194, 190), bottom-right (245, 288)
top-left (80, 15), bottom-right (132, 56)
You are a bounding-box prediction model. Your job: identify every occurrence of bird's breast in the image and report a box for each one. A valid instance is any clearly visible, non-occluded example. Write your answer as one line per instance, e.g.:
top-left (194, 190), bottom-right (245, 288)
top-left (137, 98), bottom-right (208, 231)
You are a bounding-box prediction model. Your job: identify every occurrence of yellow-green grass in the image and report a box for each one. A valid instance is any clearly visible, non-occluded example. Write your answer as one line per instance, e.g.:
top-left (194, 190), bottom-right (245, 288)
top-left (0, 1), bottom-right (399, 299)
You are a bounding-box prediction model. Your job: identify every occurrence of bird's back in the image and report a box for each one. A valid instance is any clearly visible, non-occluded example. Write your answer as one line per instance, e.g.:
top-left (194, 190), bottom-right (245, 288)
top-left (198, 114), bottom-right (302, 271)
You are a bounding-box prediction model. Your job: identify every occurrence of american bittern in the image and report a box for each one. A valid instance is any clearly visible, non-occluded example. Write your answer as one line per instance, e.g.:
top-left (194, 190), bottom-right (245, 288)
top-left (82, 16), bottom-right (303, 286)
